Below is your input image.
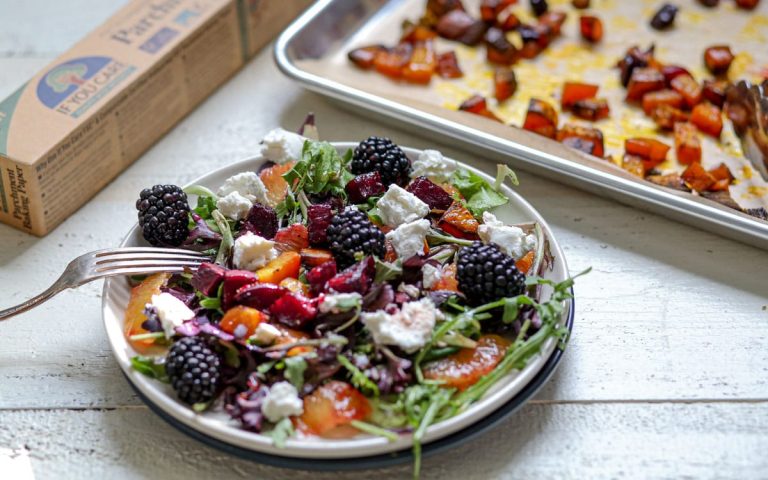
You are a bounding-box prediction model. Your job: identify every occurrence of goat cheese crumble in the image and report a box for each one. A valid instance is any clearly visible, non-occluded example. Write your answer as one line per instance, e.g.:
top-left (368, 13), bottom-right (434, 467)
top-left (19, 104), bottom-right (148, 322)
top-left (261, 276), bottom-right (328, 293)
top-left (217, 172), bottom-right (269, 205)
top-left (260, 128), bottom-right (307, 165)
top-left (422, 263), bottom-right (441, 289)
top-left (410, 149), bottom-right (457, 182)
top-left (376, 185), bottom-right (429, 227)
top-left (478, 211), bottom-right (536, 259)
top-left (386, 219), bottom-right (430, 260)
top-left (249, 322), bottom-right (281, 346)
top-left (233, 232), bottom-right (278, 271)
top-left (262, 381), bottom-right (304, 423)
top-left (361, 298), bottom-right (437, 353)
top-left (150, 292), bottom-right (195, 338)
top-left (216, 191), bottom-right (252, 221)
top-left (318, 292), bottom-right (362, 314)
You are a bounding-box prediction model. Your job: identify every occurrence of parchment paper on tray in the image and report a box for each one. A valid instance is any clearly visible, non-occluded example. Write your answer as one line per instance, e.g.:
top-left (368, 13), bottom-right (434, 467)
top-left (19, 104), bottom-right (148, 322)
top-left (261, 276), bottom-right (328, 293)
top-left (296, 0), bottom-right (768, 217)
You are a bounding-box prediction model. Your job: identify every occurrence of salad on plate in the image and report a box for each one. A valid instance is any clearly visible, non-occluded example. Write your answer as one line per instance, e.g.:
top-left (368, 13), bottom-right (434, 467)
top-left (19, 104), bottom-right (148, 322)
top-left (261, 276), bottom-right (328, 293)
top-left (124, 116), bottom-right (585, 476)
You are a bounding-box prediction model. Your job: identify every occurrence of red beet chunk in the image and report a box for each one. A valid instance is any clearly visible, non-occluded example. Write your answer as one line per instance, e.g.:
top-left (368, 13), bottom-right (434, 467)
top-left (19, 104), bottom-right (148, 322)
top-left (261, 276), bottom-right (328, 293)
top-left (240, 203), bottom-right (278, 240)
top-left (346, 171), bottom-right (386, 204)
top-left (704, 45), bottom-right (734, 75)
top-left (702, 80), bottom-right (728, 108)
top-left (269, 293), bottom-right (317, 329)
top-left (406, 177), bottom-right (454, 211)
top-left (436, 51), bottom-right (463, 78)
top-left (484, 27), bottom-right (518, 65)
top-left (190, 262), bottom-right (227, 297)
top-left (661, 65), bottom-right (692, 87)
top-left (234, 282), bottom-right (288, 310)
top-left (561, 136), bottom-right (597, 155)
top-left (307, 204), bottom-right (334, 246)
top-left (436, 10), bottom-right (482, 43)
top-left (306, 260), bottom-right (337, 293)
top-left (222, 270), bottom-right (258, 310)
top-left (326, 257), bottom-right (375, 295)
top-left (571, 98), bottom-right (610, 121)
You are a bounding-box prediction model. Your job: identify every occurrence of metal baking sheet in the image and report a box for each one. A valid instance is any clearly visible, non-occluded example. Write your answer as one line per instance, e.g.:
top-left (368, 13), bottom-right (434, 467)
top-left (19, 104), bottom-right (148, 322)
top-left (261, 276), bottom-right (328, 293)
top-left (275, 0), bottom-right (768, 249)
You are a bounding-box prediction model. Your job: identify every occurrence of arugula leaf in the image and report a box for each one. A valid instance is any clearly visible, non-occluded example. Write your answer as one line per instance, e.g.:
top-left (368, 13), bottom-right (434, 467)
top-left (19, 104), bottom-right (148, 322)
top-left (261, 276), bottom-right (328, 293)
top-left (337, 355), bottom-right (380, 397)
top-left (130, 356), bottom-right (169, 383)
top-left (283, 141), bottom-right (354, 197)
top-left (450, 164), bottom-right (520, 217)
top-left (374, 258), bottom-right (403, 283)
top-left (266, 417), bottom-right (294, 448)
top-left (284, 356), bottom-right (307, 391)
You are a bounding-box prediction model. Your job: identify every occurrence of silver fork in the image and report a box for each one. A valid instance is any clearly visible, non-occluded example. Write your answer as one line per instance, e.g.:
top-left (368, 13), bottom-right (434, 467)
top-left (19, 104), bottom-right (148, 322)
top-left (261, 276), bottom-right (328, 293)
top-left (0, 247), bottom-right (211, 321)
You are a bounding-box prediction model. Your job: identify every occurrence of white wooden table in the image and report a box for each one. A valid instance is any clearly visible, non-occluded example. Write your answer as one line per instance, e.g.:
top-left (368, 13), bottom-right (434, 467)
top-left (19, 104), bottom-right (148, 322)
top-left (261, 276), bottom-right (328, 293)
top-left (1, 2), bottom-right (767, 479)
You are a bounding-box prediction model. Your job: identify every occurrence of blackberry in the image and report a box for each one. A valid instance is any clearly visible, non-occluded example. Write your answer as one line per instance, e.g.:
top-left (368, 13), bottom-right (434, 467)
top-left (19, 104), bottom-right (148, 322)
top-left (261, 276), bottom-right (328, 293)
top-left (326, 207), bottom-right (386, 268)
top-left (457, 242), bottom-right (526, 305)
top-left (166, 336), bottom-right (222, 405)
top-left (351, 136), bottom-right (411, 186)
top-left (136, 185), bottom-right (190, 246)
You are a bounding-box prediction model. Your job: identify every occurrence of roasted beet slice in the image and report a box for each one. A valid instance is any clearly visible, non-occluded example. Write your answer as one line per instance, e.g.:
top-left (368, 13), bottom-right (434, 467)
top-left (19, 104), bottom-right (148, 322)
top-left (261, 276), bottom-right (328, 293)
top-left (579, 15), bottom-right (603, 43)
top-left (348, 45), bottom-right (386, 69)
top-left (704, 45), bottom-right (734, 75)
top-left (222, 270), bottom-right (258, 310)
top-left (426, 0), bottom-right (466, 24)
top-left (702, 80), bottom-right (728, 107)
top-left (661, 65), bottom-right (692, 87)
top-left (436, 10), bottom-right (481, 41)
top-left (484, 27), bottom-right (518, 65)
top-left (346, 171), bottom-right (386, 204)
top-left (326, 257), bottom-right (375, 295)
top-left (617, 45), bottom-right (654, 87)
top-left (459, 95), bottom-right (502, 122)
top-left (494, 67), bottom-right (517, 102)
top-left (734, 0), bottom-right (759, 10)
top-left (269, 293), bottom-right (317, 329)
top-left (627, 68), bottom-right (665, 102)
top-left (480, 0), bottom-right (517, 23)
top-left (523, 98), bottom-right (558, 138)
top-left (561, 136), bottom-right (597, 155)
top-left (571, 98), bottom-right (610, 121)
top-left (240, 203), bottom-right (278, 240)
top-left (437, 51), bottom-right (463, 78)
top-left (557, 124), bottom-right (605, 157)
top-left (190, 262), bottom-right (227, 297)
top-left (530, 0), bottom-right (548, 17)
top-left (306, 260), bottom-right (337, 293)
top-left (406, 177), bottom-right (454, 210)
top-left (650, 3), bottom-right (678, 30)
top-left (307, 204), bottom-right (334, 246)
top-left (234, 282), bottom-right (287, 310)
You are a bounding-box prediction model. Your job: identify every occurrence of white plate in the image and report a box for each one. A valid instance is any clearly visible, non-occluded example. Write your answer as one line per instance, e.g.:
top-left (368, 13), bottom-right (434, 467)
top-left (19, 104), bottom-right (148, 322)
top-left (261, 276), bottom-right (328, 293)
top-left (102, 143), bottom-right (571, 460)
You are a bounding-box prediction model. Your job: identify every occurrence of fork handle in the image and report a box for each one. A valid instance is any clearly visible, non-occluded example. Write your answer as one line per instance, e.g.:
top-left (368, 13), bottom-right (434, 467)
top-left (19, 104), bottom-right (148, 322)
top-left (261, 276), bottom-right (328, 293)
top-left (0, 282), bottom-right (70, 321)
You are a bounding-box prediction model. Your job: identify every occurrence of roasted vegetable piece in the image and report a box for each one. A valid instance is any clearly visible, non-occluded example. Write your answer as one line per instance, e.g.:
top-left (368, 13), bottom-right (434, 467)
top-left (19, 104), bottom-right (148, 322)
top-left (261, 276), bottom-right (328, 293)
top-left (539, 11), bottom-right (567, 36)
top-left (702, 80), bottom-right (728, 107)
top-left (690, 102), bottom-right (723, 137)
top-left (517, 24), bottom-right (545, 59)
top-left (702, 190), bottom-right (740, 209)
top-left (515, 250), bottom-right (536, 274)
top-left (348, 45), bottom-right (386, 69)
top-left (561, 136), bottom-right (597, 155)
top-left (681, 161), bottom-right (716, 192)
top-left (400, 23), bottom-right (438, 44)
top-left (571, 98), bottom-right (610, 121)
top-left (530, 0), bottom-right (548, 16)
top-left (557, 123), bottom-right (605, 157)
top-left (425, 0), bottom-right (466, 26)
top-left (625, 137), bottom-right (671, 170)
top-left (436, 10), bottom-right (488, 45)
top-left (642, 89), bottom-right (684, 115)
top-left (572, 0), bottom-right (590, 9)
top-left (403, 40), bottom-right (437, 84)
top-left (674, 122), bottom-right (702, 165)
top-left (661, 65), bottom-right (692, 86)
top-left (561, 81), bottom-right (599, 109)
top-left (617, 45), bottom-right (654, 87)
top-left (708, 178), bottom-right (731, 192)
top-left (704, 45), bottom-right (734, 75)
top-left (459, 95), bottom-right (502, 122)
top-left (734, 0), bottom-right (760, 10)
top-left (670, 74), bottom-right (703, 108)
top-left (647, 173), bottom-right (692, 192)
top-left (256, 251), bottom-right (302, 285)
top-left (627, 68), bottom-right (665, 101)
top-left (373, 43), bottom-right (413, 78)
top-left (709, 163), bottom-right (734, 182)
top-left (522, 98), bottom-right (559, 138)
top-left (423, 335), bottom-right (510, 391)
top-left (621, 154), bottom-right (646, 178)
top-left (484, 27), bottom-right (518, 65)
top-left (698, 0), bottom-right (719, 6)
top-left (438, 202), bottom-right (480, 239)
top-left (651, 104), bottom-right (689, 130)
top-left (436, 51), bottom-right (464, 78)
top-left (579, 15), bottom-right (603, 43)
top-left (297, 381), bottom-right (371, 437)
top-left (480, 0), bottom-right (518, 23)
top-left (220, 306), bottom-right (266, 338)
top-left (494, 67), bottom-right (518, 102)
top-left (650, 3), bottom-right (678, 30)
top-left (498, 11), bottom-right (521, 31)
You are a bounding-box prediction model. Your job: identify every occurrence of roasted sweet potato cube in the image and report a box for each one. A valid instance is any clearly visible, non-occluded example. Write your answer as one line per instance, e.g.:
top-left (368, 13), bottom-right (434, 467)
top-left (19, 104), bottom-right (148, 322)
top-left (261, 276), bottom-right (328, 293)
top-left (681, 161), bottom-right (716, 192)
top-left (661, 65), bottom-right (692, 86)
top-left (708, 163), bottom-right (733, 182)
top-left (622, 154), bottom-right (646, 178)
top-left (561, 136), bottom-right (597, 155)
top-left (561, 81), bottom-right (599, 109)
top-left (642, 89), bottom-right (684, 115)
top-left (401, 24), bottom-right (438, 44)
top-left (702, 80), bottom-right (728, 107)
top-left (438, 202), bottom-right (480, 239)
top-left (670, 74), bottom-right (703, 108)
top-left (484, 27), bottom-right (518, 65)
top-left (627, 68), bottom-right (665, 102)
top-left (704, 45), bottom-right (734, 75)
top-left (651, 104), bottom-right (689, 130)
top-left (498, 11), bottom-right (521, 31)
top-left (523, 98), bottom-right (559, 138)
top-left (625, 137), bottom-right (671, 170)
top-left (690, 102), bottom-right (723, 137)
top-left (494, 67), bottom-right (517, 102)
top-left (674, 122), bottom-right (702, 165)
top-left (459, 95), bottom-right (502, 122)
top-left (557, 123), bottom-right (605, 157)
top-left (348, 45), bottom-right (387, 70)
top-left (647, 173), bottom-right (691, 192)
top-left (708, 178), bottom-right (730, 191)
top-left (373, 43), bottom-right (413, 78)
top-left (436, 51), bottom-right (463, 78)
top-left (540, 11), bottom-right (567, 36)
top-left (579, 15), bottom-right (603, 43)
top-left (571, 98), bottom-right (610, 121)
top-left (403, 40), bottom-right (437, 84)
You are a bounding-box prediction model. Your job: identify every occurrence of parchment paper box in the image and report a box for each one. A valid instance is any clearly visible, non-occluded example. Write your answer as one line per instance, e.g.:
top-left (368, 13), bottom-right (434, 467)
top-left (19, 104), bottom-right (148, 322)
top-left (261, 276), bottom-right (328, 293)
top-left (0, 0), bottom-right (312, 236)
